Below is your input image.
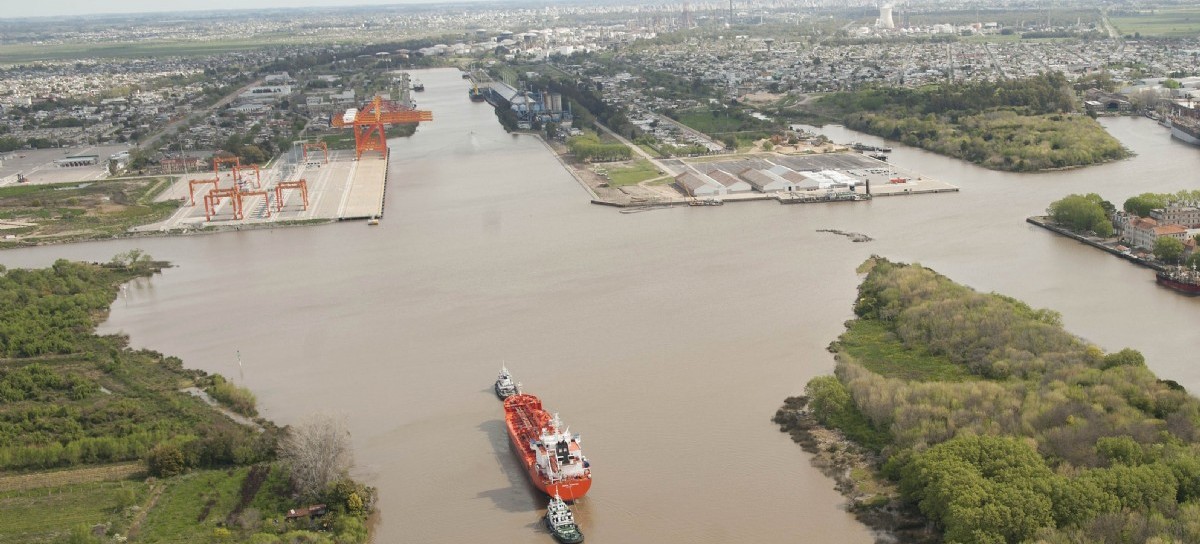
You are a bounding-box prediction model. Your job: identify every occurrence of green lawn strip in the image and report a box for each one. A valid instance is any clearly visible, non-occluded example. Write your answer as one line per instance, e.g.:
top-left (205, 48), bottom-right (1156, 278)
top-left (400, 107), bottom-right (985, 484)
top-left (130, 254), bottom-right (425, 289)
top-left (837, 319), bottom-right (973, 382)
top-left (0, 480), bottom-right (146, 543)
top-left (319, 134), bottom-right (357, 151)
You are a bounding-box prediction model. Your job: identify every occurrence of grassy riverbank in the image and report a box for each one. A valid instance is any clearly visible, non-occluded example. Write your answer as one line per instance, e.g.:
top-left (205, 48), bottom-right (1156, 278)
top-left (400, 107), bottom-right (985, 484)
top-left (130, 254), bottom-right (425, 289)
top-left (796, 74), bottom-right (1129, 172)
top-left (0, 178), bottom-right (179, 247)
top-left (781, 257), bottom-right (1200, 543)
top-left (0, 257), bottom-right (373, 543)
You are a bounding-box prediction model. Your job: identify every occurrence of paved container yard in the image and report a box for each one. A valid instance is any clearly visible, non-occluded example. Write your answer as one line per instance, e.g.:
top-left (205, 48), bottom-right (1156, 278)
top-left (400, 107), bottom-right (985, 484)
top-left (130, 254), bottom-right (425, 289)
top-left (0, 145), bottom-right (132, 185)
top-left (135, 149), bottom-right (389, 232)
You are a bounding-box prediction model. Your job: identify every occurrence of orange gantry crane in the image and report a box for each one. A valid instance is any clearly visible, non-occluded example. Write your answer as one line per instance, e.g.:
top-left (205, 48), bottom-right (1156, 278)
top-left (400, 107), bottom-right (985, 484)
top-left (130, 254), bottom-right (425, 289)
top-left (233, 163), bottom-right (262, 189)
top-left (302, 141), bottom-right (329, 164)
top-left (274, 180), bottom-right (309, 212)
top-left (193, 155), bottom-right (281, 220)
top-left (331, 96), bottom-right (432, 159)
top-left (204, 188), bottom-right (244, 221)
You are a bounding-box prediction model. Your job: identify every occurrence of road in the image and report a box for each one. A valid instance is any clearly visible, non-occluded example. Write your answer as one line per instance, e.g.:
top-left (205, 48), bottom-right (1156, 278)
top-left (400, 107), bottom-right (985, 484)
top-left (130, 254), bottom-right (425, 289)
top-left (1100, 8), bottom-right (1126, 54)
top-left (594, 121), bottom-right (679, 177)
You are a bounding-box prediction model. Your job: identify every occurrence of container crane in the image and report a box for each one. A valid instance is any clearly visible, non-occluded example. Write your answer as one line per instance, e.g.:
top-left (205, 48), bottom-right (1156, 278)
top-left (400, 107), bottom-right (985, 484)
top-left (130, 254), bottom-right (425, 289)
top-left (331, 96), bottom-right (432, 159)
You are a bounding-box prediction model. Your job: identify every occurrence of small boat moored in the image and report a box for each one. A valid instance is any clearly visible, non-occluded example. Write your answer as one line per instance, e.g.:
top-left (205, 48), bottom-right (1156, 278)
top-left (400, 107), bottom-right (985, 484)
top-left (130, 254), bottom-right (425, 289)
top-left (495, 365), bottom-right (518, 399)
top-left (545, 495), bottom-right (584, 544)
top-left (367, 216), bottom-right (380, 226)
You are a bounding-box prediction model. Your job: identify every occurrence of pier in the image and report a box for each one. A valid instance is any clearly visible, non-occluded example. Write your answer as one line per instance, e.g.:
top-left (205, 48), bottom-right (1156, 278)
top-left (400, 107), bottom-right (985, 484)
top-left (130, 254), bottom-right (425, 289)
top-left (1026, 216), bottom-right (1165, 272)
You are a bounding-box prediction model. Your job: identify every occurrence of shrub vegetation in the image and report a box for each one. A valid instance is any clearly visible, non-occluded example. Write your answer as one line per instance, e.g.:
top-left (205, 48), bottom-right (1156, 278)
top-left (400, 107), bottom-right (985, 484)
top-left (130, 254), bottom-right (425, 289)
top-left (801, 257), bottom-right (1200, 543)
top-left (567, 133), bottom-right (632, 162)
top-left (0, 258), bottom-right (373, 543)
top-left (814, 73), bottom-right (1129, 171)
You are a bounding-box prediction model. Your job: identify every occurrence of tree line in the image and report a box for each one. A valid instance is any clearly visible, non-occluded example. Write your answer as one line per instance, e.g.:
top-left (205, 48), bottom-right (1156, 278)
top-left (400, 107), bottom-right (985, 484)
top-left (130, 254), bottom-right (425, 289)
top-left (816, 74), bottom-right (1129, 171)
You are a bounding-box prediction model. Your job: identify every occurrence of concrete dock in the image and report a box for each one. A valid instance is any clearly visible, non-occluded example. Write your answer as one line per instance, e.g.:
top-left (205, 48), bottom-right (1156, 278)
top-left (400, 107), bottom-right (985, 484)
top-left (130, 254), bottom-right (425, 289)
top-left (136, 149), bottom-right (390, 232)
top-left (589, 152), bottom-right (958, 208)
top-left (338, 154), bottom-right (388, 219)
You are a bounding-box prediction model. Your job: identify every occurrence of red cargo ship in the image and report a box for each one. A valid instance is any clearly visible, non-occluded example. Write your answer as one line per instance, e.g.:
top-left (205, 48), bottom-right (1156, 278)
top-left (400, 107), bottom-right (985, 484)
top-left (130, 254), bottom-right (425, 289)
top-left (503, 393), bottom-right (592, 501)
top-left (1157, 266), bottom-right (1200, 295)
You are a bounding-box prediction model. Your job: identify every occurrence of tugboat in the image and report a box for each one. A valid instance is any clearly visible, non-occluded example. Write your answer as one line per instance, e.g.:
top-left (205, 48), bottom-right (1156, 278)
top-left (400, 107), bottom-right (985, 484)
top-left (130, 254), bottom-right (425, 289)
top-left (412, 80), bottom-right (425, 92)
top-left (468, 84), bottom-right (486, 102)
top-left (1156, 265), bottom-right (1200, 295)
top-left (495, 365), bottom-right (518, 399)
top-left (545, 495), bottom-right (584, 543)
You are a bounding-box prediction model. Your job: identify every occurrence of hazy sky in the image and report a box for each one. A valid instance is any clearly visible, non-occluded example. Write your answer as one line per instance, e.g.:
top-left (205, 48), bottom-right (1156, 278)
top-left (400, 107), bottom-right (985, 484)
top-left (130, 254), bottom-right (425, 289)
top-left (4, 0), bottom-right (457, 19)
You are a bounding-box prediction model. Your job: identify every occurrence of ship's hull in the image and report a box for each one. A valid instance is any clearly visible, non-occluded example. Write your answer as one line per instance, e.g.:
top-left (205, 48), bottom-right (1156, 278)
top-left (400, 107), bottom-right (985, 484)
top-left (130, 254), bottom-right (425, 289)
top-left (1156, 273), bottom-right (1200, 295)
top-left (504, 394), bottom-right (592, 501)
top-left (1171, 125), bottom-right (1200, 146)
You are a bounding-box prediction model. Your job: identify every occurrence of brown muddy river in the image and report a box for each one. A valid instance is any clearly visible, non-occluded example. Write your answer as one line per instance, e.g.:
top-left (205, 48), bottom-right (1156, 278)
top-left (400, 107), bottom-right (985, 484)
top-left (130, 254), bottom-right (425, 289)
top-left (3, 68), bottom-right (1198, 543)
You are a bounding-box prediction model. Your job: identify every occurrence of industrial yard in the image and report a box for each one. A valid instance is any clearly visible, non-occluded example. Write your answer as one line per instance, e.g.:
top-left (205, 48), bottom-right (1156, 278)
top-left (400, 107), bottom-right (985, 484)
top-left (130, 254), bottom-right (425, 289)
top-left (573, 150), bottom-right (958, 208)
top-left (133, 149), bottom-right (390, 233)
top-left (0, 84), bottom-right (431, 247)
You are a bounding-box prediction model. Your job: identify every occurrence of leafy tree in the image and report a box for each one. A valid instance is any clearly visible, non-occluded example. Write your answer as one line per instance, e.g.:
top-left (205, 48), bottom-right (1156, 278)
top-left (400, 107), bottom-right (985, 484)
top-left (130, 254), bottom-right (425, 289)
top-left (1048, 194), bottom-right (1113, 236)
top-left (1153, 236), bottom-right (1185, 264)
top-left (1124, 193), bottom-right (1170, 216)
top-left (1101, 348), bottom-right (1145, 369)
top-left (899, 435), bottom-right (1055, 544)
top-left (146, 443), bottom-right (185, 477)
top-left (1048, 476), bottom-right (1120, 528)
top-left (1096, 436), bottom-right (1147, 466)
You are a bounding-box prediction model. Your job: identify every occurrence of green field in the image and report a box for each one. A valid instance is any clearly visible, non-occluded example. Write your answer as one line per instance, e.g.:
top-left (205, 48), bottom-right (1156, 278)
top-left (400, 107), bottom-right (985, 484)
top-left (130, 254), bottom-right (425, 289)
top-left (1112, 7), bottom-right (1200, 37)
top-left (137, 469), bottom-right (247, 543)
top-left (672, 109), bottom-right (774, 137)
top-left (0, 480), bottom-right (147, 543)
top-left (0, 465), bottom-right (365, 544)
top-left (603, 159), bottom-right (662, 187)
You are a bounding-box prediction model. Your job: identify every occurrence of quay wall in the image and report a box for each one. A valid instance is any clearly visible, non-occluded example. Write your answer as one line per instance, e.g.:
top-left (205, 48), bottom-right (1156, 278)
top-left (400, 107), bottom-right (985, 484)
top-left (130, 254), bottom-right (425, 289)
top-left (1026, 216), bottom-right (1165, 272)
